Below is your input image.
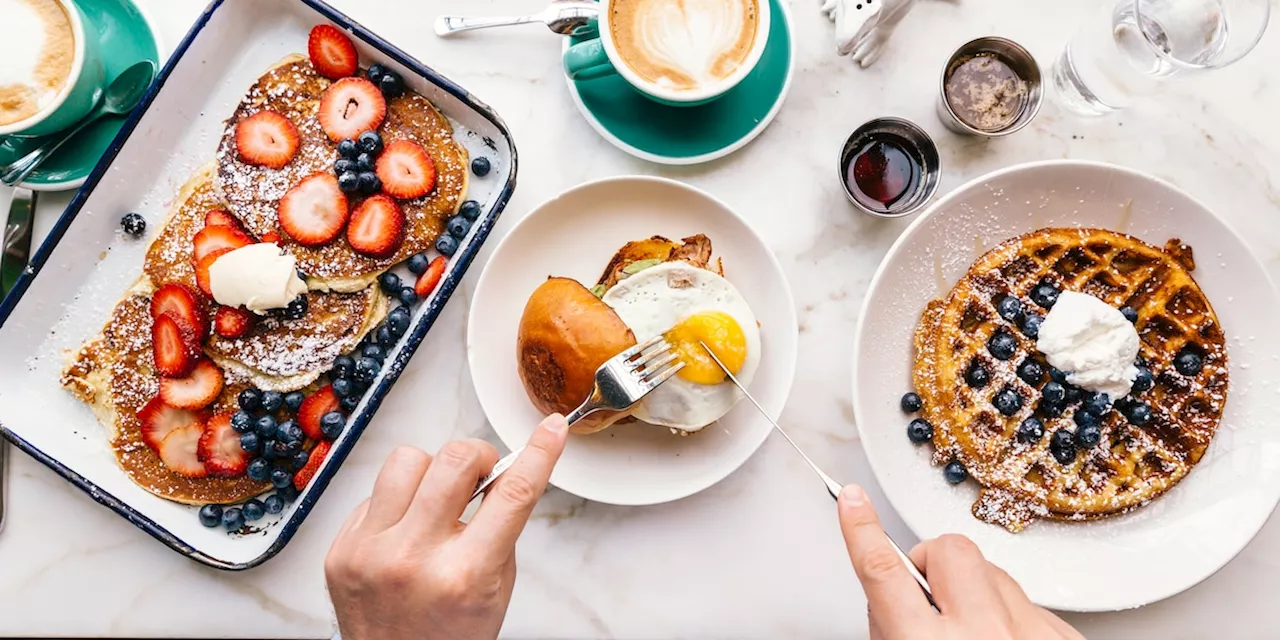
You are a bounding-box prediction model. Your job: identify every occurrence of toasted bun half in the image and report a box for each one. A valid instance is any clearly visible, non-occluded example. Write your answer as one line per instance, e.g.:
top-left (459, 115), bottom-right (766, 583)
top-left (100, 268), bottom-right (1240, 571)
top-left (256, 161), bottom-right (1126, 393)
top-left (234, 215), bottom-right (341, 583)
top-left (517, 277), bottom-right (637, 434)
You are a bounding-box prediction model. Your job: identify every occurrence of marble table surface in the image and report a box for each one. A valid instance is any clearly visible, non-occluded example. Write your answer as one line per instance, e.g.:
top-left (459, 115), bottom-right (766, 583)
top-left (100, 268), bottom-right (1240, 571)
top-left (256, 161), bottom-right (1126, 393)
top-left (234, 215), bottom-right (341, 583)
top-left (3, 0), bottom-right (1280, 637)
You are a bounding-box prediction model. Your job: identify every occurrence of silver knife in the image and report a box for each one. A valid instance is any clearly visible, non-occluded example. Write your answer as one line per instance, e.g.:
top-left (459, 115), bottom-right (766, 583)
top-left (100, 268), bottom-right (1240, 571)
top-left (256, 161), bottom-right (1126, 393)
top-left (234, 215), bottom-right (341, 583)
top-left (699, 342), bottom-right (936, 608)
top-left (2, 187), bottom-right (36, 297)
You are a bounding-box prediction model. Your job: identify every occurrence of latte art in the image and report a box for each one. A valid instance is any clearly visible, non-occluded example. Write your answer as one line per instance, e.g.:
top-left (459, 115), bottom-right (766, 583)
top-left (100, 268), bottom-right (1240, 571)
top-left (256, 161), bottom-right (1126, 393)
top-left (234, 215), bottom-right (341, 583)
top-left (0, 0), bottom-right (76, 127)
top-left (611, 0), bottom-right (759, 92)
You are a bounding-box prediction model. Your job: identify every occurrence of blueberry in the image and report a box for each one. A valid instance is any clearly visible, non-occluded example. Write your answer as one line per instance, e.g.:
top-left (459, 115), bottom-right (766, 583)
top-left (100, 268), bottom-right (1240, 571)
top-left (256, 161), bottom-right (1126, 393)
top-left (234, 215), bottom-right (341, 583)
top-left (1016, 360), bottom-right (1044, 385)
top-left (358, 171), bottom-right (381, 195)
top-left (238, 388), bottom-right (263, 412)
top-left (239, 432), bottom-right (262, 455)
top-left (1038, 400), bottom-right (1064, 418)
top-left (965, 362), bottom-right (990, 389)
top-left (378, 272), bottom-right (401, 295)
top-left (355, 357), bottom-right (380, 383)
top-left (338, 139), bottom-right (359, 159)
top-left (284, 391), bottom-right (305, 413)
top-left (407, 253), bottom-right (429, 275)
top-left (1030, 282), bottom-right (1060, 309)
top-left (993, 388), bottom-right (1023, 417)
top-left (1017, 417), bottom-right (1045, 443)
top-left (321, 411), bottom-right (345, 439)
top-left (471, 156), bottom-right (491, 177)
top-left (358, 131), bottom-right (383, 156)
top-left (1120, 306), bottom-right (1138, 323)
top-left (243, 499), bottom-right (266, 522)
top-left (1082, 392), bottom-right (1110, 416)
top-left (285, 295), bottom-right (308, 320)
top-left (282, 438), bottom-right (302, 455)
top-left (277, 421), bottom-right (303, 444)
top-left (277, 484), bottom-right (300, 503)
top-left (1051, 430), bottom-right (1077, 464)
top-left (231, 411), bottom-right (253, 433)
top-left (1049, 368), bottom-right (1068, 384)
top-left (986, 331), bottom-right (1017, 361)
top-left (1123, 401), bottom-right (1152, 425)
top-left (944, 461), bottom-right (968, 485)
top-left (1131, 367), bottom-right (1154, 393)
top-left (1073, 409), bottom-right (1101, 429)
top-left (247, 458), bottom-right (271, 483)
top-left (436, 234), bottom-right (459, 257)
top-left (260, 438), bottom-right (279, 460)
top-left (1042, 381), bottom-right (1066, 405)
top-left (387, 306), bottom-right (410, 337)
top-left (376, 325), bottom-right (394, 348)
top-left (270, 468), bottom-right (293, 489)
top-left (121, 212), bottom-right (146, 237)
top-left (367, 63), bottom-right (387, 83)
top-left (255, 415), bottom-right (277, 438)
top-left (337, 170), bottom-right (360, 194)
top-left (356, 152), bottom-right (376, 173)
top-left (282, 451), bottom-right (305, 472)
top-left (198, 504), bottom-right (223, 527)
top-left (459, 200), bottom-right (482, 221)
top-left (340, 393), bottom-right (362, 412)
top-left (906, 418), bottom-right (933, 444)
top-left (398, 286), bottom-right (418, 306)
top-left (335, 157), bottom-right (355, 176)
top-left (264, 494), bottom-right (285, 515)
top-left (446, 215), bottom-right (471, 239)
top-left (1174, 348), bottom-right (1204, 376)
top-left (332, 355), bottom-right (356, 380)
top-left (1019, 313), bottom-right (1043, 339)
top-left (222, 507), bottom-right (245, 531)
top-left (1076, 424), bottom-right (1102, 449)
top-left (261, 390), bottom-right (284, 413)
top-left (1063, 385), bottom-right (1083, 405)
top-left (362, 344), bottom-right (385, 362)
top-left (996, 295), bottom-right (1023, 322)
top-left (332, 378), bottom-right (355, 399)
top-left (900, 392), bottom-right (923, 413)
top-left (378, 70), bottom-right (405, 98)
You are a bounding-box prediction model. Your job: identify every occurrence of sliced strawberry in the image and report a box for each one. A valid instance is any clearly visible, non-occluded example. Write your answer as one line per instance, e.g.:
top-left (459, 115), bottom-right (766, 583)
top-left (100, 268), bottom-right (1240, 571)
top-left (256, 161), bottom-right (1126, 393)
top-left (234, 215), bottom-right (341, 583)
top-left (198, 412), bottom-right (250, 477)
top-left (204, 209), bottom-right (243, 231)
top-left (308, 24), bottom-right (359, 80)
top-left (214, 305), bottom-right (254, 338)
top-left (297, 385), bottom-right (341, 441)
top-left (261, 231), bottom-right (281, 244)
top-left (137, 396), bottom-right (204, 452)
top-left (235, 110), bottom-right (300, 169)
top-left (375, 140), bottom-right (436, 200)
top-left (414, 255), bottom-right (447, 297)
top-left (192, 224), bottom-right (252, 265)
top-left (294, 440), bottom-right (333, 490)
top-left (153, 314), bottom-right (198, 377)
top-left (159, 359), bottom-right (224, 410)
top-left (195, 248), bottom-right (233, 297)
top-left (346, 194), bottom-right (405, 258)
top-left (150, 283), bottom-right (207, 342)
top-left (157, 422), bottom-right (208, 478)
top-left (318, 77), bottom-right (386, 142)
top-left (278, 173), bottom-right (349, 246)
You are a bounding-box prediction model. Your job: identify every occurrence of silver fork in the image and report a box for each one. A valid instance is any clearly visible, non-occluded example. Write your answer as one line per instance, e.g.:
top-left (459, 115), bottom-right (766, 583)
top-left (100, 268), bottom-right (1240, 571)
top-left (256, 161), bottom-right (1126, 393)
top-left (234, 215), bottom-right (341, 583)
top-left (471, 336), bottom-right (685, 501)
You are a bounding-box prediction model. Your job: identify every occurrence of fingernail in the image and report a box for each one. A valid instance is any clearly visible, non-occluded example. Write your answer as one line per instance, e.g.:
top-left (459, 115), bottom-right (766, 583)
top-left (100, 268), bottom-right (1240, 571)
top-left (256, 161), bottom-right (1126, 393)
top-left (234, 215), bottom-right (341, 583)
top-left (543, 413), bottom-right (569, 435)
top-left (840, 484), bottom-right (868, 507)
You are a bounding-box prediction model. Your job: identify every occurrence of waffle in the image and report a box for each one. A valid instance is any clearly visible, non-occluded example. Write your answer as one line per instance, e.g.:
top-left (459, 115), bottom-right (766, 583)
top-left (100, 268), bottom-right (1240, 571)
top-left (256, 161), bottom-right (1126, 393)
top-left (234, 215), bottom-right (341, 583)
top-left (914, 228), bottom-right (1228, 532)
top-left (214, 55), bottom-right (469, 292)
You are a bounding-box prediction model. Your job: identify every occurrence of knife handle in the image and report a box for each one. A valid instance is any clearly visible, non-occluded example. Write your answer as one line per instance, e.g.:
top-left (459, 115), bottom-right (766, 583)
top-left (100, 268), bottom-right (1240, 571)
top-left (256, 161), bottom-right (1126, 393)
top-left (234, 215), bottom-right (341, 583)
top-left (1, 187), bottom-right (36, 297)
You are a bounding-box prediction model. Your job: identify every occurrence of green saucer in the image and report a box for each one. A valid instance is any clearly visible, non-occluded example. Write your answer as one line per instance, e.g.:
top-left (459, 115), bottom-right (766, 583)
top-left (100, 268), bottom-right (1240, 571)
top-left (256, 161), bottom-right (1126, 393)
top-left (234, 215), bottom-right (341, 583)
top-left (564, 0), bottom-right (793, 165)
top-left (0, 0), bottom-right (161, 191)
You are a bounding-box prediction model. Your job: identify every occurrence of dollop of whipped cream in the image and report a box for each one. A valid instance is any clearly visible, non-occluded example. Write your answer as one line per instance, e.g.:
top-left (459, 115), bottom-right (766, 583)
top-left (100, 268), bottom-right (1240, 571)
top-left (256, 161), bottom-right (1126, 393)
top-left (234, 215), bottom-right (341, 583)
top-left (208, 243), bottom-right (308, 314)
top-left (1036, 291), bottom-right (1140, 399)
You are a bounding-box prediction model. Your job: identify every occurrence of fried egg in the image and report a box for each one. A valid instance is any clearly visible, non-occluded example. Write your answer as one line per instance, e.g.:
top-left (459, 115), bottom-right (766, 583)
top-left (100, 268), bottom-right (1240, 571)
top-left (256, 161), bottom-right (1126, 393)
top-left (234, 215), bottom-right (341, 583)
top-left (601, 262), bottom-right (761, 432)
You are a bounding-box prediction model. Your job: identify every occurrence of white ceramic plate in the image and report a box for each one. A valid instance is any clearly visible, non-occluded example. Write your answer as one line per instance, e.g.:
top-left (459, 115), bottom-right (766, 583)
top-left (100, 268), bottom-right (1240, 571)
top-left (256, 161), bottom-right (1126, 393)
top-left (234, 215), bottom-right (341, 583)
top-left (853, 160), bottom-right (1280, 612)
top-left (468, 176), bottom-right (798, 505)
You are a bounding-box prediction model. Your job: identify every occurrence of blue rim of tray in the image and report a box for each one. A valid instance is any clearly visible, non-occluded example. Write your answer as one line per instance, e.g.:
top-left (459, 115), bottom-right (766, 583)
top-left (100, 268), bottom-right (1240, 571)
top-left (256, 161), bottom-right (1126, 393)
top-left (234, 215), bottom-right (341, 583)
top-left (0, 0), bottom-right (518, 570)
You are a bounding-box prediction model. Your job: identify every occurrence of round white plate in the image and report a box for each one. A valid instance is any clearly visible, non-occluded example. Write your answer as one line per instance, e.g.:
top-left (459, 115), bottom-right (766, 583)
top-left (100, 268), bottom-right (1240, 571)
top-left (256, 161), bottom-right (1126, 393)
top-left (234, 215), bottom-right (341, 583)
top-left (468, 176), bottom-right (798, 506)
top-left (853, 160), bottom-right (1280, 612)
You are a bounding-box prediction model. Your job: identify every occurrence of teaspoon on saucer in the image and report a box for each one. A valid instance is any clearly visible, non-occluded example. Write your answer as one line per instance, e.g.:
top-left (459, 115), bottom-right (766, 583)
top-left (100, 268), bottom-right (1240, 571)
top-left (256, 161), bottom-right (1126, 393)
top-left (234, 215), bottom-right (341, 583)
top-left (435, 0), bottom-right (598, 38)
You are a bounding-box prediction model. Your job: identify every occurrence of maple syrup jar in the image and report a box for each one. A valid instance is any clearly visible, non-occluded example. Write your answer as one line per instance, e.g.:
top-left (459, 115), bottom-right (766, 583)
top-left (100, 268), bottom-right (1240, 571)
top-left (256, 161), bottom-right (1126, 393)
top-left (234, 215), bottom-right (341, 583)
top-left (838, 117), bottom-right (941, 218)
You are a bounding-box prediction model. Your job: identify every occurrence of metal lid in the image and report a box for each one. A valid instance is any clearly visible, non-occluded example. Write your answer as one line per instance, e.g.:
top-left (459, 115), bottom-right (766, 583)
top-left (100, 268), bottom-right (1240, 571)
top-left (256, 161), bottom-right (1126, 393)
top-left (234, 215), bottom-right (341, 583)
top-left (838, 117), bottom-right (942, 218)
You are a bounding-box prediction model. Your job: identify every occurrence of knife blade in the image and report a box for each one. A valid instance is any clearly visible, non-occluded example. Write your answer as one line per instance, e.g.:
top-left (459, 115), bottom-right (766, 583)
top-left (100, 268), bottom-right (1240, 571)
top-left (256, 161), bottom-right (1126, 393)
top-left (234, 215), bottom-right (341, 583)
top-left (1, 187), bottom-right (36, 298)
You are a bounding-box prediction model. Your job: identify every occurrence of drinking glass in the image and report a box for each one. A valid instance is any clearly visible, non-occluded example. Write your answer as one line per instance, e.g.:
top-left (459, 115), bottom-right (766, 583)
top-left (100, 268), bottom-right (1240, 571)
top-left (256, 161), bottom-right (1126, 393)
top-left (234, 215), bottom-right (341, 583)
top-left (1052, 0), bottom-right (1270, 116)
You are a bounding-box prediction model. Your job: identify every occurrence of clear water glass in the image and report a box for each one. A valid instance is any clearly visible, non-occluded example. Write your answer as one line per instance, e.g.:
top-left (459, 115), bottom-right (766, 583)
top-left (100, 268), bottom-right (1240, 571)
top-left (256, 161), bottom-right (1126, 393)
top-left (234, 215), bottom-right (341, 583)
top-left (1053, 0), bottom-right (1270, 116)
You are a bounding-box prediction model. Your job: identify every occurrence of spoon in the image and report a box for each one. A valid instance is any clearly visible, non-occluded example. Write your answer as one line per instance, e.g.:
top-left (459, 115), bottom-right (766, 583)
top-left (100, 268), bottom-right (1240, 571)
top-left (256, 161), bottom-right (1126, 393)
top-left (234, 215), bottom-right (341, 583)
top-left (1, 60), bottom-right (157, 187)
top-left (435, 0), bottom-right (598, 38)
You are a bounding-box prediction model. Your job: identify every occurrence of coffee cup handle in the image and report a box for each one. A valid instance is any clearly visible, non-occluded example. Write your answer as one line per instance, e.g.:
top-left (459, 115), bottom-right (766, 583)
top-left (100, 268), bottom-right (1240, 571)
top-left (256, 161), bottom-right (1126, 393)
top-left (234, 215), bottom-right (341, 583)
top-left (563, 39), bottom-right (617, 82)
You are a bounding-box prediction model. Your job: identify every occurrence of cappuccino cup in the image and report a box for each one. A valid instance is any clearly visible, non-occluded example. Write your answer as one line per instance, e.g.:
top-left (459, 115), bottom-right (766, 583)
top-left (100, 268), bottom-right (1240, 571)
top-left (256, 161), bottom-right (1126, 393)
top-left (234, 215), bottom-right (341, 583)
top-left (0, 0), bottom-right (105, 137)
top-left (563, 0), bottom-right (770, 107)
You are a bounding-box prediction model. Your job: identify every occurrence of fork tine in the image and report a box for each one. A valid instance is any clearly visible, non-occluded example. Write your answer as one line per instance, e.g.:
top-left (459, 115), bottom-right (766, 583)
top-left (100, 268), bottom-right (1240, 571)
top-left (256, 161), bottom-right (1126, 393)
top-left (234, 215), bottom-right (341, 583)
top-left (642, 361), bottom-right (685, 389)
top-left (619, 335), bottom-right (664, 362)
top-left (636, 351), bottom-right (679, 375)
top-left (630, 341), bottom-right (673, 369)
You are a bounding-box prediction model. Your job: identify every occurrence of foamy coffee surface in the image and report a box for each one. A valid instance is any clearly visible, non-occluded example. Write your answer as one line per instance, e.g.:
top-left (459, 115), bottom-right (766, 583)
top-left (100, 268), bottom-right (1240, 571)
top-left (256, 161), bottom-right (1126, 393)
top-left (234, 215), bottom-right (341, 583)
top-left (610, 0), bottom-right (759, 92)
top-left (0, 0), bottom-right (76, 127)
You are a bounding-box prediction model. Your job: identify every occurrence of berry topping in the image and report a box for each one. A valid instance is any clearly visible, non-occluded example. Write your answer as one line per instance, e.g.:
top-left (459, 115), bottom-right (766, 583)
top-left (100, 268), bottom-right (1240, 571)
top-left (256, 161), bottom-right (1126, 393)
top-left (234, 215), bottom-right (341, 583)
top-left (1019, 312), bottom-right (1043, 338)
top-left (318, 77), bottom-right (386, 142)
top-left (357, 171), bottom-right (382, 195)
top-left (214, 305), bottom-right (254, 338)
top-left (1131, 366), bottom-right (1154, 393)
top-left (407, 253), bottom-right (429, 275)
top-left (446, 215), bottom-right (471, 239)
top-left (298, 385), bottom-right (342, 441)
top-left (156, 421), bottom-right (208, 478)
top-left (1049, 367), bottom-right (1068, 384)
top-left (986, 330), bottom-right (1016, 361)
top-left (387, 306), bottom-right (410, 337)
top-left (458, 200), bottom-right (481, 221)
top-left (276, 420), bottom-right (305, 444)
top-left (152, 313), bottom-right (199, 377)
top-left (1076, 424), bottom-right (1102, 449)
top-left (414, 255), bottom-right (447, 298)
top-left (192, 224), bottom-right (253, 265)
top-left (1050, 430), bottom-right (1076, 464)
top-left (1041, 381), bottom-right (1066, 405)
top-left (1063, 385), bottom-right (1083, 405)
top-left (194, 248), bottom-right (233, 297)
top-left (198, 412), bottom-right (249, 477)
top-left (377, 69), bottom-right (405, 98)
top-left (906, 418), bottom-right (933, 444)
top-left (239, 432), bottom-right (262, 455)
top-left (159, 359), bottom-right (224, 410)
top-left (278, 173), bottom-right (349, 246)
top-left (356, 152), bottom-right (376, 173)
top-left (334, 158), bottom-right (354, 177)
top-left (138, 396), bottom-right (204, 452)
top-left (204, 209), bottom-right (244, 230)
top-left (332, 354), bottom-right (355, 379)
top-left (264, 494), bottom-right (285, 514)
top-left (1082, 392), bottom-right (1110, 415)
top-left (294, 440), bottom-right (333, 490)
top-left (1016, 359), bottom-right (1043, 385)
top-left (397, 286), bottom-right (417, 306)
top-left (1017, 417), bottom-right (1044, 443)
top-left (222, 507), bottom-right (244, 531)
top-left (366, 63), bottom-right (387, 83)
top-left (231, 411), bottom-right (252, 433)
top-left (285, 391), bottom-right (305, 413)
top-left (121, 212), bottom-right (146, 237)
top-left (320, 411), bottom-right (345, 439)
top-left (332, 378), bottom-right (355, 398)
top-left (376, 140), bottom-right (436, 199)
top-left (993, 388), bottom-right (1022, 417)
top-left (435, 234), bottom-right (459, 257)
top-left (243, 499), bottom-right (266, 522)
top-left (358, 131), bottom-right (383, 156)
top-left (1039, 399), bottom-right (1064, 419)
top-left (1174, 347), bottom-right (1204, 376)
top-left (284, 295), bottom-right (309, 320)
top-left (965, 361), bottom-right (990, 388)
top-left (996, 295), bottom-right (1022, 322)
top-left (355, 356), bottom-right (380, 383)
top-left (337, 138), bottom-right (359, 159)
top-left (1122, 401), bottom-right (1152, 425)
top-left (198, 504), bottom-right (223, 528)
top-left (271, 467), bottom-right (294, 489)
top-left (471, 156), bottom-right (491, 176)
top-left (291, 450), bottom-right (312, 471)
top-left (1073, 409), bottom-right (1101, 428)
top-left (151, 283), bottom-right (207, 342)
top-left (238, 388), bottom-right (262, 412)
top-left (337, 170), bottom-right (360, 194)
top-left (340, 393), bottom-right (361, 412)
top-left (347, 194), bottom-right (406, 258)
top-left (361, 344), bottom-right (385, 362)
top-left (261, 390), bottom-right (284, 413)
top-left (1030, 282), bottom-right (1060, 309)
top-left (235, 110), bottom-right (300, 169)
top-left (247, 457), bottom-right (270, 483)
top-left (254, 414), bottom-right (277, 438)
top-left (900, 392), bottom-right (923, 413)
top-left (307, 24), bottom-right (358, 80)
top-left (944, 461), bottom-right (967, 484)
top-left (1120, 306), bottom-right (1138, 323)
top-left (377, 272), bottom-right (401, 295)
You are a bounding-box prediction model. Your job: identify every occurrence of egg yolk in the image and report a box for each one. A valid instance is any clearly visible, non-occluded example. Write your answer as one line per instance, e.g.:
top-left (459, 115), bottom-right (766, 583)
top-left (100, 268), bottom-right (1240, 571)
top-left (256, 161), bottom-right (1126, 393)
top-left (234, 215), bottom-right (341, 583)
top-left (663, 311), bottom-right (748, 385)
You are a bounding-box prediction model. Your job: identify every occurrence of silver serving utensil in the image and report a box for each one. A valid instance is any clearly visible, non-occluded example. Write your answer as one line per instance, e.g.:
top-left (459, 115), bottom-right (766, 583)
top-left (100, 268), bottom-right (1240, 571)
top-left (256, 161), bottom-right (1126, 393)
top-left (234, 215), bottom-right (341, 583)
top-left (700, 342), bottom-right (937, 609)
top-left (471, 335), bottom-right (685, 501)
top-left (1, 60), bottom-right (156, 187)
top-left (1, 187), bottom-right (35, 296)
top-left (435, 0), bottom-right (598, 38)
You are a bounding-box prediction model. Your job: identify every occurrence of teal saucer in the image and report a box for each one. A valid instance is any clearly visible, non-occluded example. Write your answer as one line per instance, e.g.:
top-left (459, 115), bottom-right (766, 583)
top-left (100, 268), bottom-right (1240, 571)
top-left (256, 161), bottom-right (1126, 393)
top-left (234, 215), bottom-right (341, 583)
top-left (564, 0), bottom-right (793, 165)
top-left (0, 0), bottom-right (161, 191)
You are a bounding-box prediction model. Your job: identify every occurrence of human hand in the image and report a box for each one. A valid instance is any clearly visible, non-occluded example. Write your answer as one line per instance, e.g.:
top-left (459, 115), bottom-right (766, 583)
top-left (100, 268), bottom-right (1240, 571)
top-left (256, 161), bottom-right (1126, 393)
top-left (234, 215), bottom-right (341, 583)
top-left (325, 414), bottom-right (570, 640)
top-left (837, 485), bottom-right (1083, 639)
